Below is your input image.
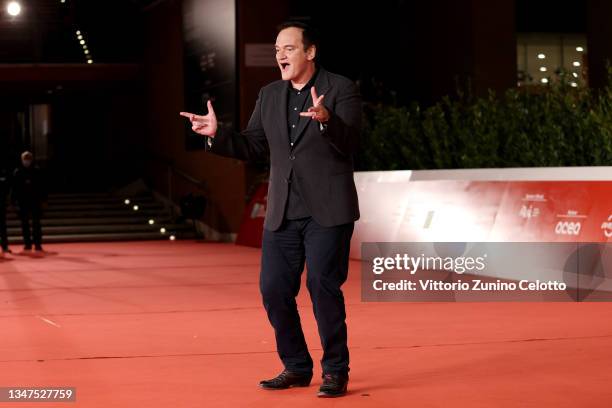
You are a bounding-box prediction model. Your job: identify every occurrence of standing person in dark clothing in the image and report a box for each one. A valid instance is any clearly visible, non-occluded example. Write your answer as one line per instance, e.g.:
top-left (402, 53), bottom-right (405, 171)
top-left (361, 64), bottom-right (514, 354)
top-left (0, 167), bottom-right (10, 253)
top-left (12, 151), bottom-right (46, 251)
top-left (180, 22), bottom-right (361, 397)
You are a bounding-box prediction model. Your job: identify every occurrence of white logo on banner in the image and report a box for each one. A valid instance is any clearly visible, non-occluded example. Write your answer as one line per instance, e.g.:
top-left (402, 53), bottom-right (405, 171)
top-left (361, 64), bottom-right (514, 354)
top-left (519, 205), bottom-right (540, 219)
top-left (601, 215), bottom-right (612, 238)
top-left (522, 194), bottom-right (547, 202)
top-left (555, 221), bottom-right (581, 235)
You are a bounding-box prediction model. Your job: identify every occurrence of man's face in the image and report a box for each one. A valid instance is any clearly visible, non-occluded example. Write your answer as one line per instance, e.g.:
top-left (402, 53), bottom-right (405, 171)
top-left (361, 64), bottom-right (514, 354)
top-left (275, 27), bottom-right (315, 81)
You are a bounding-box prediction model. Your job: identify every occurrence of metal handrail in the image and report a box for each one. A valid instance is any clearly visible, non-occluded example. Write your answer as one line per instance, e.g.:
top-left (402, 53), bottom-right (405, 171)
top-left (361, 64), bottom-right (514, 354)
top-left (145, 153), bottom-right (208, 209)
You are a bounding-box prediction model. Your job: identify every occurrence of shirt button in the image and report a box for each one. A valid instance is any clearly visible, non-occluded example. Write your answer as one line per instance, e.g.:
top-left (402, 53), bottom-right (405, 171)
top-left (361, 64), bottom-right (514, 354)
top-left (290, 142), bottom-right (294, 146)
top-left (297, 92), bottom-right (301, 95)
top-left (290, 155), bottom-right (296, 160)
top-left (294, 107), bottom-right (297, 111)
top-left (292, 124), bottom-right (295, 128)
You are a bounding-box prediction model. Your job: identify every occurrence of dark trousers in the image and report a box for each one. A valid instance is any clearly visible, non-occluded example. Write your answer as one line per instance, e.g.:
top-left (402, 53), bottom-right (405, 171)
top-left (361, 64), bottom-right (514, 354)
top-left (260, 217), bottom-right (354, 376)
top-left (18, 204), bottom-right (42, 247)
top-left (0, 203), bottom-right (7, 250)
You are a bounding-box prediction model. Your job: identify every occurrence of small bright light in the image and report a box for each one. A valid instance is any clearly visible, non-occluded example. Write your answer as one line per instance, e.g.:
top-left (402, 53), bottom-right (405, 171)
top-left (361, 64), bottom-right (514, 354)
top-left (77, 35), bottom-right (83, 40)
top-left (541, 78), bottom-right (549, 84)
top-left (572, 72), bottom-right (579, 78)
top-left (539, 67), bottom-right (547, 72)
top-left (160, 228), bottom-right (166, 234)
top-left (537, 53), bottom-right (546, 59)
top-left (80, 40), bottom-right (85, 45)
top-left (87, 59), bottom-right (93, 64)
top-left (76, 30), bottom-right (81, 35)
top-left (573, 61), bottom-right (581, 67)
top-left (133, 205), bottom-right (139, 211)
top-left (61, 0), bottom-right (65, 3)
top-left (7, 2), bottom-right (21, 16)
top-left (169, 235), bottom-right (176, 241)
top-left (576, 46), bottom-right (584, 52)
top-left (570, 82), bottom-right (578, 87)
top-left (84, 50), bottom-right (89, 54)
top-left (124, 199), bottom-right (130, 205)
top-left (148, 219), bottom-right (155, 225)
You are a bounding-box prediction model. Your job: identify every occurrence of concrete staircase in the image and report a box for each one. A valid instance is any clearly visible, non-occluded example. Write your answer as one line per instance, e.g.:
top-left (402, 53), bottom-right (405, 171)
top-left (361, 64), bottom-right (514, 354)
top-left (5, 191), bottom-right (196, 244)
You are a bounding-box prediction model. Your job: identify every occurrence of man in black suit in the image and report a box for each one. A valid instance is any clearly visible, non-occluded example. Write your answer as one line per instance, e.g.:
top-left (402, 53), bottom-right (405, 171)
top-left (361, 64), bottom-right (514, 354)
top-left (180, 21), bottom-right (361, 398)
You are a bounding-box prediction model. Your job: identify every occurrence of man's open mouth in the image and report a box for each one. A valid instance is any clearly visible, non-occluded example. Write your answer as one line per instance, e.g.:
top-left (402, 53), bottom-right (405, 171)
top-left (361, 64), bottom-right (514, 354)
top-left (280, 63), bottom-right (290, 70)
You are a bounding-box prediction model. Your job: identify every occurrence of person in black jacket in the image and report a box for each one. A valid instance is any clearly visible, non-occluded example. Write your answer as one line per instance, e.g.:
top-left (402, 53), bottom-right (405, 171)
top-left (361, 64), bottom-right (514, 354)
top-left (0, 166), bottom-right (10, 253)
top-left (12, 151), bottom-right (46, 251)
top-left (180, 22), bottom-right (361, 397)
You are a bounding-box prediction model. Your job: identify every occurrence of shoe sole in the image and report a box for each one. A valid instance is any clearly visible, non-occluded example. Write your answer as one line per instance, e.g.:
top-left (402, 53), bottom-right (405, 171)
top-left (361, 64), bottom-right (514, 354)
top-left (259, 381), bottom-right (311, 390)
top-left (317, 390), bottom-right (347, 398)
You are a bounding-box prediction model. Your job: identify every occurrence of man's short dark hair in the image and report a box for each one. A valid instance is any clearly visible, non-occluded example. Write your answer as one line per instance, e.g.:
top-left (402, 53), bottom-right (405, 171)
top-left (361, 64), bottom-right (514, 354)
top-left (276, 20), bottom-right (320, 52)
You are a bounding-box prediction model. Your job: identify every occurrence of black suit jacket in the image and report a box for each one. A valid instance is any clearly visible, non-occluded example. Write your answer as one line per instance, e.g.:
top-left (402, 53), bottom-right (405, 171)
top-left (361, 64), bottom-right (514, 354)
top-left (208, 68), bottom-right (361, 231)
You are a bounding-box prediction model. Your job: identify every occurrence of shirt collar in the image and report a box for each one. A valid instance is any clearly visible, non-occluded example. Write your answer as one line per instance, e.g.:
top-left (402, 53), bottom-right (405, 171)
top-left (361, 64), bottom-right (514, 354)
top-left (290, 66), bottom-right (319, 94)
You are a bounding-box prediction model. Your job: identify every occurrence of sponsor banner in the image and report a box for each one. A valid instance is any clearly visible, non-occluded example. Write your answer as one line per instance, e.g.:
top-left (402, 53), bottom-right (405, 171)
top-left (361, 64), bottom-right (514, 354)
top-left (490, 181), bottom-right (612, 242)
top-left (352, 180), bottom-right (612, 259)
top-left (361, 242), bottom-right (612, 302)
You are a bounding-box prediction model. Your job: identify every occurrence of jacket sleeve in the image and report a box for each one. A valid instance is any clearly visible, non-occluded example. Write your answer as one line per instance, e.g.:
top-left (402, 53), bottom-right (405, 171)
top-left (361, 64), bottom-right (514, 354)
top-left (207, 89), bottom-right (269, 162)
top-left (321, 80), bottom-right (362, 156)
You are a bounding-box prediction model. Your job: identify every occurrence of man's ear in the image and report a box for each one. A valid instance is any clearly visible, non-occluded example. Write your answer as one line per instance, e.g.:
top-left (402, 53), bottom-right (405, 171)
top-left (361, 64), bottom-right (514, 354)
top-left (306, 45), bottom-right (317, 61)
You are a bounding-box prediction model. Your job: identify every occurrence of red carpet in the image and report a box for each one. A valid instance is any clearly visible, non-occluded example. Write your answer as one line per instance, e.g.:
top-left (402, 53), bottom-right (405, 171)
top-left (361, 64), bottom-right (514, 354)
top-left (1, 241), bottom-right (611, 407)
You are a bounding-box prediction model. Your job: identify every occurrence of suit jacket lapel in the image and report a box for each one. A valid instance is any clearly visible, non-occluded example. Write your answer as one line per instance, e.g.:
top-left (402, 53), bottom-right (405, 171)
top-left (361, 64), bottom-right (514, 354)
top-left (291, 68), bottom-right (331, 148)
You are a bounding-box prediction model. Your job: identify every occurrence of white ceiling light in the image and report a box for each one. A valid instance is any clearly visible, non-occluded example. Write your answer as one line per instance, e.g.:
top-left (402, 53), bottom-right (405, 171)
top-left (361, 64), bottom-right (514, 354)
top-left (539, 67), bottom-right (547, 72)
top-left (576, 46), bottom-right (584, 52)
top-left (7, 1), bottom-right (21, 16)
top-left (573, 61), bottom-right (581, 67)
top-left (541, 78), bottom-right (549, 84)
top-left (537, 53), bottom-right (546, 59)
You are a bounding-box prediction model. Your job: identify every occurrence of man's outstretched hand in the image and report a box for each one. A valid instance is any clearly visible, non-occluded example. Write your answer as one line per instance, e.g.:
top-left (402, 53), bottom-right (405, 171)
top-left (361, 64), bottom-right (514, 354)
top-left (300, 86), bottom-right (329, 123)
top-left (180, 100), bottom-right (218, 137)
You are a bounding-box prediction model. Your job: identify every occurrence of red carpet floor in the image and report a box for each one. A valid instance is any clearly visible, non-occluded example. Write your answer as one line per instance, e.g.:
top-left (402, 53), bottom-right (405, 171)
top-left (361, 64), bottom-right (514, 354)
top-left (1, 241), bottom-right (612, 407)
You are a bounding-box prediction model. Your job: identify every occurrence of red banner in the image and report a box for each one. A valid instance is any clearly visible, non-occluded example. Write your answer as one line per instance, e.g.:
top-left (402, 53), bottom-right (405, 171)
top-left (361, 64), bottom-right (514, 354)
top-left (235, 183), bottom-right (268, 247)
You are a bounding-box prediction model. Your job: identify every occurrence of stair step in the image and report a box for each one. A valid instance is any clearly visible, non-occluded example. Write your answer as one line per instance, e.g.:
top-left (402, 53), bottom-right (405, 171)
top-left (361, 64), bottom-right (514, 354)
top-left (6, 216), bottom-right (175, 227)
top-left (47, 193), bottom-right (115, 199)
top-left (39, 203), bottom-right (163, 211)
top-left (6, 232), bottom-right (196, 244)
top-left (46, 197), bottom-right (157, 205)
top-left (6, 209), bottom-right (168, 219)
top-left (6, 224), bottom-right (192, 235)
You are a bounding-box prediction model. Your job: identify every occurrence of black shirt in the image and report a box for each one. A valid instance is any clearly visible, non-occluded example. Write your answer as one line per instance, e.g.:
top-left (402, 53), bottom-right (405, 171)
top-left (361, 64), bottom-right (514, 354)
top-left (284, 68), bottom-right (319, 220)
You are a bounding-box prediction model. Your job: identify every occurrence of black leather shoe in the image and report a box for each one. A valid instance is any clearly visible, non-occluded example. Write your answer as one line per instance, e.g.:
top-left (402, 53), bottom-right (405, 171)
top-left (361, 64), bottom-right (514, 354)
top-left (259, 370), bottom-right (312, 390)
top-left (317, 373), bottom-right (348, 398)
